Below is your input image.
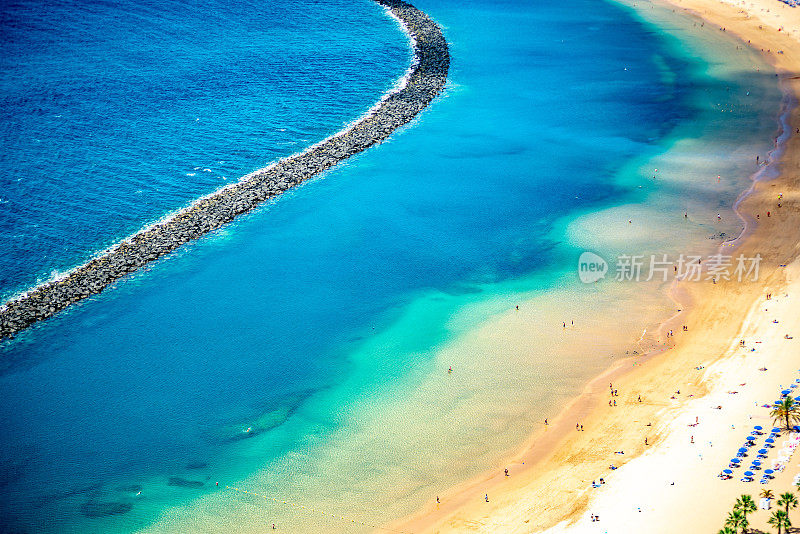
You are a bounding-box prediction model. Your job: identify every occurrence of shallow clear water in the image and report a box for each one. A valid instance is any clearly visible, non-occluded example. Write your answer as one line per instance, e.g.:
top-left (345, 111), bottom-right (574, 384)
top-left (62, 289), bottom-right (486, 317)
top-left (0, 0), bottom-right (783, 532)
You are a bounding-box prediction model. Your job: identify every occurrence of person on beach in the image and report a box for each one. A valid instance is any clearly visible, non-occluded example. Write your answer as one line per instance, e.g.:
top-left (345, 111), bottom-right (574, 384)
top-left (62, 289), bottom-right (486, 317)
top-left (504, 468), bottom-right (509, 477)
top-left (485, 494), bottom-right (489, 502)
top-left (645, 437), bottom-right (648, 445)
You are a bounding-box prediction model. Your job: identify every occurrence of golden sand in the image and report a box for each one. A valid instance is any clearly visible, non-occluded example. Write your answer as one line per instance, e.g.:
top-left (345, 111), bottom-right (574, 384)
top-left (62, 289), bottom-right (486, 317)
top-left (384, 0), bottom-right (800, 532)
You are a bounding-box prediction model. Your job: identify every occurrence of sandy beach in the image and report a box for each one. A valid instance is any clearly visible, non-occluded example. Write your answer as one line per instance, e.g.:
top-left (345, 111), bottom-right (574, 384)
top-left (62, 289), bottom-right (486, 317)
top-left (384, 0), bottom-right (800, 532)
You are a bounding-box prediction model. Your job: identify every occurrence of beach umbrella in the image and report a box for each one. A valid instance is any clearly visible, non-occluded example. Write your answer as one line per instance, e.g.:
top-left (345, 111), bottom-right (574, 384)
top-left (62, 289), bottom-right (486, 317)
top-left (754, 425), bottom-right (763, 431)
top-left (723, 469), bottom-right (733, 474)
top-left (766, 438), bottom-right (775, 445)
top-left (746, 435), bottom-right (756, 441)
top-left (773, 428), bottom-right (781, 433)
top-left (765, 469), bottom-right (774, 475)
top-left (782, 390), bottom-right (791, 396)
top-left (744, 471), bottom-right (754, 476)
top-left (738, 447), bottom-right (748, 453)
top-left (731, 458), bottom-right (741, 463)
top-left (758, 448), bottom-right (768, 454)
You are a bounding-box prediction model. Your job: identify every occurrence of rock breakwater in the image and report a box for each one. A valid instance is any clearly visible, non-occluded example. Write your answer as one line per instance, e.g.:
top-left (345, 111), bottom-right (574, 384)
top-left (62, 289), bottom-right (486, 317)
top-left (0, 0), bottom-right (449, 340)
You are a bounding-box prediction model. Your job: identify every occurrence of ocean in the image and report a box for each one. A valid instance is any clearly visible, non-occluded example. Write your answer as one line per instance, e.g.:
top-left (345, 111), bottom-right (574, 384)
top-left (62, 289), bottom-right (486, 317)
top-left (0, 0), bottom-right (783, 532)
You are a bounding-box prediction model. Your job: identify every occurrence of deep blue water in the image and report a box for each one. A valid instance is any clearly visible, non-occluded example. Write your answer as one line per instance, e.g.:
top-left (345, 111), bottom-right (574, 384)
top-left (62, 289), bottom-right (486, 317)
top-left (0, 0), bottom-right (783, 531)
top-left (0, 0), bottom-right (410, 300)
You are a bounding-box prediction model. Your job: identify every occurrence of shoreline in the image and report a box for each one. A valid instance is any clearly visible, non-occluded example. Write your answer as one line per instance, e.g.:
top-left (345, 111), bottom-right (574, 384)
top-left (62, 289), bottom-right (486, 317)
top-left (384, 0), bottom-right (800, 532)
top-left (0, 0), bottom-right (449, 341)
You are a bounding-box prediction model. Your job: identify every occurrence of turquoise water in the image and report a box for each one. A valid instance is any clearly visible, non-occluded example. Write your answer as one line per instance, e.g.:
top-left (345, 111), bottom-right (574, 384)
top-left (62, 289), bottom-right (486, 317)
top-left (0, 0), bottom-right (783, 532)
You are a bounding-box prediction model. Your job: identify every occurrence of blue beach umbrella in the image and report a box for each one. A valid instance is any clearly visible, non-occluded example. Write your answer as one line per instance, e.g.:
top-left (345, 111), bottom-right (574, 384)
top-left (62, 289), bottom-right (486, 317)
top-left (731, 458), bottom-right (741, 463)
top-left (744, 471), bottom-right (754, 476)
top-left (765, 438), bottom-right (775, 445)
top-left (782, 390), bottom-right (791, 396)
top-left (758, 448), bottom-right (768, 454)
top-left (746, 435), bottom-right (756, 441)
top-left (754, 425), bottom-right (763, 431)
top-left (773, 428), bottom-right (781, 433)
top-left (738, 447), bottom-right (748, 453)
top-left (723, 469), bottom-right (733, 474)
top-left (765, 469), bottom-right (774, 475)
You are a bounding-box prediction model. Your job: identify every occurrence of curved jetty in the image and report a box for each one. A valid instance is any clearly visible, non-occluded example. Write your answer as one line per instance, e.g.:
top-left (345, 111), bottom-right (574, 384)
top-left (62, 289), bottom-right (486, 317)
top-left (0, 0), bottom-right (449, 340)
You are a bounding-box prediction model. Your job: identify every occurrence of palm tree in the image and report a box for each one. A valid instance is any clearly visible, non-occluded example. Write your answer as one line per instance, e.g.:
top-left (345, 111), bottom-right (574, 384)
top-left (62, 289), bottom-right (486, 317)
top-left (770, 396), bottom-right (800, 431)
top-left (718, 528), bottom-right (736, 534)
top-left (726, 508), bottom-right (747, 534)
top-left (768, 509), bottom-right (791, 534)
top-left (761, 488), bottom-right (775, 501)
top-left (735, 495), bottom-right (757, 530)
top-left (777, 492), bottom-right (798, 518)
